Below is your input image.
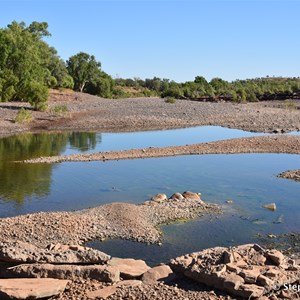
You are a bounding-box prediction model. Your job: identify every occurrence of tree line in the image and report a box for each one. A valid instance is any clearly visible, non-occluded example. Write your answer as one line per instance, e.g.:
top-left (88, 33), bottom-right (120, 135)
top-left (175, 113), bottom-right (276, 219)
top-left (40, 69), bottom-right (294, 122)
top-left (0, 21), bottom-right (299, 111)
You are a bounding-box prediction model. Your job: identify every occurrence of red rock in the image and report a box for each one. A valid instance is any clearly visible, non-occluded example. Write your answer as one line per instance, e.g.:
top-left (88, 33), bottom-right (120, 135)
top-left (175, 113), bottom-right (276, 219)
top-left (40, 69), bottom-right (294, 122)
top-left (108, 258), bottom-right (150, 279)
top-left (142, 265), bottom-right (175, 284)
top-left (86, 285), bottom-right (116, 300)
top-left (0, 278), bottom-right (69, 299)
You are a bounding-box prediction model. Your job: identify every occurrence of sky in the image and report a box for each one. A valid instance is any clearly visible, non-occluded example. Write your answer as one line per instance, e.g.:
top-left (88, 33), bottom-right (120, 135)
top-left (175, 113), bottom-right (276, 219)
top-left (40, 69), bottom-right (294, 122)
top-left (1, 0), bottom-right (299, 82)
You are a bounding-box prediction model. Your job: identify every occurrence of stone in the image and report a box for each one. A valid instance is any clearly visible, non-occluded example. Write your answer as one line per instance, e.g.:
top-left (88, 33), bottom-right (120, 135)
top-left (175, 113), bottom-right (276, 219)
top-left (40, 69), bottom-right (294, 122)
top-left (5, 263), bottom-right (120, 282)
top-left (262, 203), bottom-right (276, 211)
top-left (170, 193), bottom-right (184, 201)
top-left (0, 240), bottom-right (110, 264)
top-left (169, 244), bottom-right (300, 299)
top-left (266, 250), bottom-right (286, 266)
top-left (235, 284), bottom-right (265, 298)
top-left (141, 265), bottom-right (175, 284)
top-left (86, 285), bottom-right (117, 300)
top-left (182, 191), bottom-right (201, 201)
top-left (0, 278), bottom-right (69, 300)
top-left (151, 194), bottom-right (167, 203)
top-left (108, 258), bottom-right (150, 279)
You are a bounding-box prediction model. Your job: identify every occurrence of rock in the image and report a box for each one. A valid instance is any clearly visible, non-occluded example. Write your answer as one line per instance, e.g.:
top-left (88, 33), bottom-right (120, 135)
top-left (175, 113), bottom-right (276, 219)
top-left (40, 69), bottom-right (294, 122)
top-left (141, 265), bottom-right (175, 284)
top-left (86, 285), bottom-right (117, 300)
top-left (169, 244), bottom-right (300, 299)
top-left (4, 263), bottom-right (120, 282)
top-left (151, 194), bottom-right (168, 203)
top-left (170, 193), bottom-right (184, 201)
top-left (0, 241), bottom-right (110, 264)
top-left (225, 200), bottom-right (233, 204)
top-left (262, 203), bottom-right (276, 211)
top-left (182, 191), bottom-right (201, 201)
top-left (108, 258), bottom-right (150, 279)
top-left (266, 250), bottom-right (286, 266)
top-left (0, 278), bottom-right (69, 300)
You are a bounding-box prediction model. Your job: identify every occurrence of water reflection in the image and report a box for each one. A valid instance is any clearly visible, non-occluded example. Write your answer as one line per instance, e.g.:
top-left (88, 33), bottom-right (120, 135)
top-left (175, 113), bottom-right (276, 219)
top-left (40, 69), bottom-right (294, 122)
top-left (0, 132), bottom-right (98, 203)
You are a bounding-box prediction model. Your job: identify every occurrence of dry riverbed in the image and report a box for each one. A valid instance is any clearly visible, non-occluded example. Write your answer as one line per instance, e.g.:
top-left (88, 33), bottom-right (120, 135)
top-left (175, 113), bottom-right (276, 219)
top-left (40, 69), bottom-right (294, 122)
top-left (0, 90), bottom-right (299, 138)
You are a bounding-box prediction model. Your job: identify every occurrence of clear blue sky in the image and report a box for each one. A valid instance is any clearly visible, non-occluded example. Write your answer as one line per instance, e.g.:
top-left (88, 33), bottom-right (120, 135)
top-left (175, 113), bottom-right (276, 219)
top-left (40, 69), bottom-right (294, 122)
top-left (1, 0), bottom-right (299, 82)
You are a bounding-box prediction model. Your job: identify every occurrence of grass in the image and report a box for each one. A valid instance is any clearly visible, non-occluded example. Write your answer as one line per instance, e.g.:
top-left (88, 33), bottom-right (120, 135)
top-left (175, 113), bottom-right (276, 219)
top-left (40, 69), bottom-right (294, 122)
top-left (15, 108), bottom-right (33, 124)
top-left (50, 104), bottom-right (69, 116)
top-left (283, 100), bottom-right (297, 110)
top-left (164, 96), bottom-right (176, 104)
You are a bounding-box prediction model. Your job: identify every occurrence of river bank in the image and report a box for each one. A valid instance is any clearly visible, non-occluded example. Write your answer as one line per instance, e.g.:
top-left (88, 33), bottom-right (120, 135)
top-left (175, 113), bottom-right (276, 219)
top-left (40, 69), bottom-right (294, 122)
top-left (0, 90), bottom-right (299, 138)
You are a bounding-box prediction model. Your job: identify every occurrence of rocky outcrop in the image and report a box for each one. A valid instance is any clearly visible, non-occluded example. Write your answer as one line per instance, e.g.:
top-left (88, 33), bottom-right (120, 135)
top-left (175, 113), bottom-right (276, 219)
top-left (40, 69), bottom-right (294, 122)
top-left (0, 241), bottom-right (110, 264)
top-left (169, 244), bottom-right (300, 299)
top-left (278, 169), bottom-right (300, 182)
top-left (0, 278), bottom-right (69, 300)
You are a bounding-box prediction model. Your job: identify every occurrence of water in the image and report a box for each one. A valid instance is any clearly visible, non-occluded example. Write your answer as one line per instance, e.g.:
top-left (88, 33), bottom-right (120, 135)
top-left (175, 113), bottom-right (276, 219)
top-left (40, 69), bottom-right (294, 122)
top-left (0, 127), bottom-right (299, 265)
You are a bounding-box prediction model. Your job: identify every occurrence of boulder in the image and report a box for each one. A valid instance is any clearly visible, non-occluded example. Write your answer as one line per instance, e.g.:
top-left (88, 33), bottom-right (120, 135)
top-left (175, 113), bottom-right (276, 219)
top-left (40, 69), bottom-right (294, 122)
top-left (0, 278), bottom-right (69, 300)
top-left (141, 265), bottom-right (175, 284)
top-left (151, 194), bottom-right (168, 203)
top-left (4, 263), bottom-right (120, 282)
top-left (108, 258), bottom-right (150, 279)
top-left (0, 241), bottom-right (110, 264)
top-left (182, 191), bottom-right (201, 201)
top-left (170, 193), bottom-right (184, 201)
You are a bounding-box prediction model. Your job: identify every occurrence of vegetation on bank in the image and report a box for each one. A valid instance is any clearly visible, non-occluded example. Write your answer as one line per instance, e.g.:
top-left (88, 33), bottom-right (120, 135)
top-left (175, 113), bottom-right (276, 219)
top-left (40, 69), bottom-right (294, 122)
top-left (0, 21), bottom-right (299, 111)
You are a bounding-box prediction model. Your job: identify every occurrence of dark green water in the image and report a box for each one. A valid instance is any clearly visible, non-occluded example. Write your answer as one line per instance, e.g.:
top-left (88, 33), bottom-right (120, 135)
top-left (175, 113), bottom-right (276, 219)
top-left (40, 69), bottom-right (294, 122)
top-left (0, 127), bottom-right (299, 265)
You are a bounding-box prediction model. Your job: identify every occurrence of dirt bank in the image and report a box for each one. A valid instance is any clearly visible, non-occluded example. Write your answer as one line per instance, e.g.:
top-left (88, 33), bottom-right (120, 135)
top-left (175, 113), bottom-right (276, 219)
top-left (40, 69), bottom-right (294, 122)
top-left (23, 135), bottom-right (300, 164)
top-left (0, 90), bottom-right (299, 138)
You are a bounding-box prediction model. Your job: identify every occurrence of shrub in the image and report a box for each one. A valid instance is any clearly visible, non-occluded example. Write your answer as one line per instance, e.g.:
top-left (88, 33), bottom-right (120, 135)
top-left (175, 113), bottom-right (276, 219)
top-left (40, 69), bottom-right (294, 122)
top-left (51, 104), bottom-right (69, 115)
top-left (283, 100), bottom-right (297, 110)
top-left (165, 96), bottom-right (176, 104)
top-left (15, 108), bottom-right (32, 123)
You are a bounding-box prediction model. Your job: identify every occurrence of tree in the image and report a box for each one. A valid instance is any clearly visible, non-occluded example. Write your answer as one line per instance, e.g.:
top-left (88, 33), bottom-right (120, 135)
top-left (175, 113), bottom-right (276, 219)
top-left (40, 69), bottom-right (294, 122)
top-left (66, 52), bottom-right (101, 92)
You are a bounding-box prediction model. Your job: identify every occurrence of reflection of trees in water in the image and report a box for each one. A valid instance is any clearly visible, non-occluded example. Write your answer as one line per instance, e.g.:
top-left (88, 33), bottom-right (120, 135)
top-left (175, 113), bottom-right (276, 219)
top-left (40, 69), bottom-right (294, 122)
top-left (69, 132), bottom-right (99, 152)
top-left (0, 132), bottom-right (98, 203)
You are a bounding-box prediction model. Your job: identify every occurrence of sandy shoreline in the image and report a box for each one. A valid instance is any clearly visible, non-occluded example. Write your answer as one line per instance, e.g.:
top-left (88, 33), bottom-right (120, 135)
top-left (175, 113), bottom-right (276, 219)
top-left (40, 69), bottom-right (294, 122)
top-left (23, 135), bottom-right (300, 164)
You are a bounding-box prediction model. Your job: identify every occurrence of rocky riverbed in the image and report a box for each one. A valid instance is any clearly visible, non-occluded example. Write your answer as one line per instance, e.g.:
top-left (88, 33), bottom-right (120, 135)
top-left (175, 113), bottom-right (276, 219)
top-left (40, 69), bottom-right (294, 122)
top-left (277, 169), bottom-right (300, 182)
top-left (23, 135), bottom-right (300, 164)
top-left (0, 192), bottom-right (220, 247)
top-left (0, 90), bottom-right (299, 138)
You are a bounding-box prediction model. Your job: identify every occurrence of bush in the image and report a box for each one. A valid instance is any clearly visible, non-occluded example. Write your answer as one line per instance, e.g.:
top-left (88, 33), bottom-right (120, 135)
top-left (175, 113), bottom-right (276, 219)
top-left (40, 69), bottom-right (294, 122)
top-left (15, 108), bottom-right (32, 123)
top-left (51, 104), bottom-right (68, 115)
top-left (165, 96), bottom-right (176, 104)
top-left (283, 100), bottom-right (297, 110)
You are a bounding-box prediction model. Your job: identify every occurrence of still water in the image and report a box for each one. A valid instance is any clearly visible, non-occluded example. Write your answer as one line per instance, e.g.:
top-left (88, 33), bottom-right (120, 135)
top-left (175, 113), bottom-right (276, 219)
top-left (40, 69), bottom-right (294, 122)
top-left (0, 127), bottom-right (299, 265)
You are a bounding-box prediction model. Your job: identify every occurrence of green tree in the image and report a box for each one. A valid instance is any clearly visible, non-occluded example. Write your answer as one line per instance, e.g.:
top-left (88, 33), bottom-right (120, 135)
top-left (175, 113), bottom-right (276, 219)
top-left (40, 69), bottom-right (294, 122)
top-left (66, 52), bottom-right (101, 92)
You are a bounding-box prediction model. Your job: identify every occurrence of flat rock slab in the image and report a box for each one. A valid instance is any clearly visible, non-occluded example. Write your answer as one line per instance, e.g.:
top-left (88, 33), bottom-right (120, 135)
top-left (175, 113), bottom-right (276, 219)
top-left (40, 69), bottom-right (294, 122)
top-left (169, 244), bottom-right (300, 299)
top-left (0, 278), bottom-right (69, 299)
top-left (141, 265), bottom-right (175, 284)
top-left (108, 258), bottom-right (150, 279)
top-left (0, 241), bottom-right (110, 264)
top-left (4, 263), bottom-right (120, 283)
